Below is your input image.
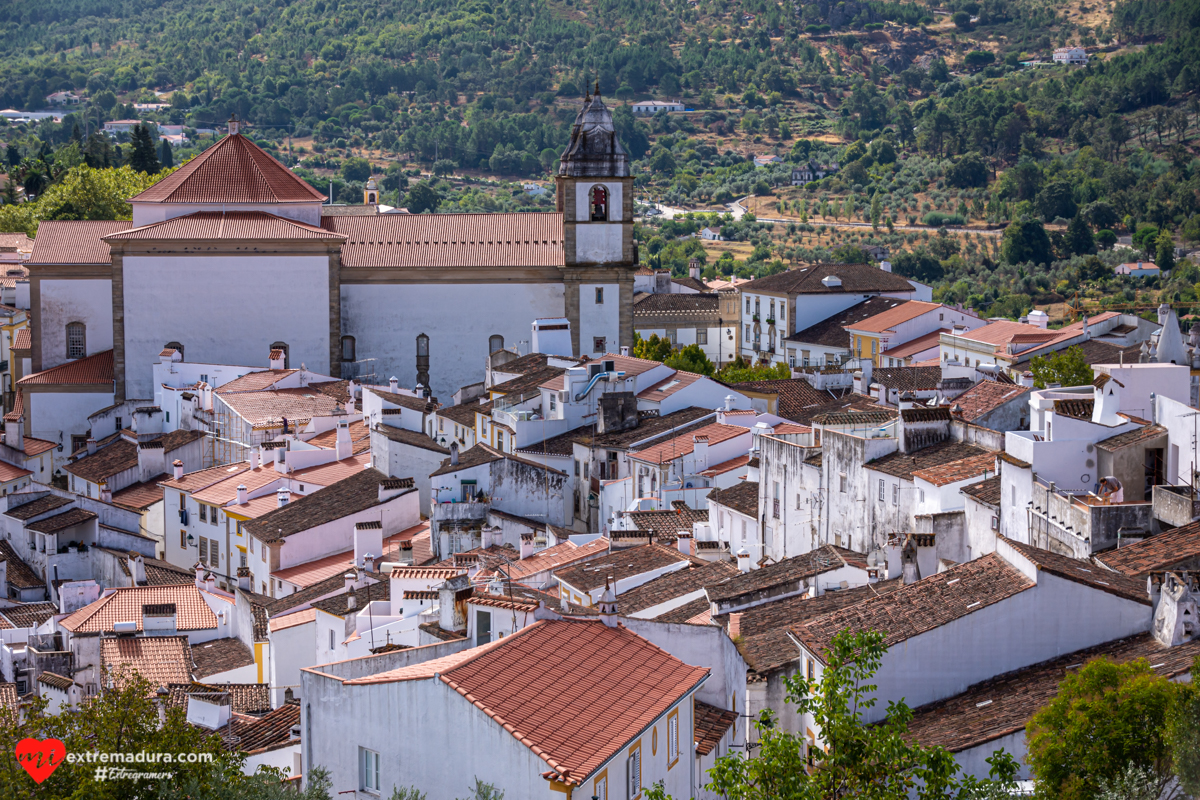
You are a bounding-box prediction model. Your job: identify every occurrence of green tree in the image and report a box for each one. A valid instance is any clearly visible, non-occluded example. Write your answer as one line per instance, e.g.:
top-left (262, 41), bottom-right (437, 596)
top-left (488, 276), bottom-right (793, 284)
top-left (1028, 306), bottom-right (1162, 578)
top-left (870, 194), bottom-right (881, 230)
top-left (1002, 217), bottom-right (1053, 265)
top-left (1029, 345), bottom-right (1094, 388)
top-left (1169, 660), bottom-right (1200, 796)
top-left (664, 343), bottom-right (715, 376)
top-left (891, 249), bottom-right (944, 283)
top-left (946, 154), bottom-right (988, 189)
top-left (128, 124), bottom-right (160, 174)
top-left (1028, 657), bottom-right (1186, 800)
top-left (1156, 231), bottom-right (1176, 272)
top-left (1095, 229), bottom-right (1118, 250)
top-left (0, 163), bottom-right (166, 236)
top-left (953, 10), bottom-right (973, 29)
top-left (669, 628), bottom-right (1020, 800)
top-left (2, 178), bottom-right (17, 206)
top-left (633, 332), bottom-right (673, 362)
top-left (716, 359), bottom-right (792, 383)
top-left (158, 139), bottom-right (174, 170)
top-left (341, 156), bottom-right (372, 183)
top-left (403, 181), bottom-right (441, 214)
top-left (93, 90), bottom-right (117, 111)
top-left (1066, 214), bottom-right (1094, 256)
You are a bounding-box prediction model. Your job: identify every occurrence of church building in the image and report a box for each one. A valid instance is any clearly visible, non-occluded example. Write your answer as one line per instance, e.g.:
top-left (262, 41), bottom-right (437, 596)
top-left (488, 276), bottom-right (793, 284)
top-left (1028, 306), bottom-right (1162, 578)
top-left (22, 92), bottom-right (636, 447)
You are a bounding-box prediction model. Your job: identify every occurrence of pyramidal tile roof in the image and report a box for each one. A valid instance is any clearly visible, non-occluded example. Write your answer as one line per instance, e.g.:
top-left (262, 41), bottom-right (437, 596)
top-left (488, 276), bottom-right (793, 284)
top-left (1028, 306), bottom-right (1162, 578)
top-left (130, 134), bottom-right (327, 204)
top-left (104, 211), bottom-right (346, 241)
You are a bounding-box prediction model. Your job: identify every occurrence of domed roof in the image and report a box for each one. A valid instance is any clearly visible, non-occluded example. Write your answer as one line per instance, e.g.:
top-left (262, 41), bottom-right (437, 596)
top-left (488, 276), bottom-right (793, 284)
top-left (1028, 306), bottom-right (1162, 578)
top-left (558, 86), bottom-right (629, 179)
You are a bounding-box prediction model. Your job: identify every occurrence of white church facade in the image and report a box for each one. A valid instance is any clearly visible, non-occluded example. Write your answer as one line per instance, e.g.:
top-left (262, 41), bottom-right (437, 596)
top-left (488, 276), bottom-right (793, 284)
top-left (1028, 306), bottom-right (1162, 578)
top-left (22, 93), bottom-right (636, 449)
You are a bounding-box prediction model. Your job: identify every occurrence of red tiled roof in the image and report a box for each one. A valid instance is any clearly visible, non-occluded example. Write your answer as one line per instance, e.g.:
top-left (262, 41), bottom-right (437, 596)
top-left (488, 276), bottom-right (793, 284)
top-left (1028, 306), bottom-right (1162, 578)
top-left (1003, 538), bottom-right (1149, 605)
top-left (952, 381), bottom-right (1030, 422)
top-left (504, 538), bottom-right (610, 582)
top-left (18, 349), bottom-right (114, 386)
top-left (27, 220), bottom-right (130, 265)
top-left (950, 319), bottom-right (1047, 346)
top-left (882, 329), bottom-right (948, 359)
top-left (912, 452), bottom-right (996, 487)
top-left (694, 700), bottom-right (739, 756)
top-left (11, 328), bottom-right (29, 352)
top-left (111, 477), bottom-right (166, 511)
top-left (104, 211), bottom-right (346, 241)
top-left (101, 635), bottom-right (192, 689)
top-left (1094, 520), bottom-right (1200, 577)
top-left (0, 461), bottom-right (32, 483)
top-left (846, 301), bottom-right (944, 333)
top-left (347, 620), bottom-right (708, 784)
top-left (636, 370), bottom-right (703, 402)
top-left (325, 213), bottom-right (565, 269)
top-left (629, 422), bottom-right (748, 465)
top-left (273, 523), bottom-right (428, 587)
top-left (220, 387), bottom-right (345, 428)
top-left (554, 543), bottom-right (693, 593)
top-left (23, 437), bottom-right (56, 457)
top-left (305, 419), bottom-right (371, 454)
top-left (131, 134), bottom-right (327, 204)
top-left (59, 584), bottom-right (219, 634)
top-left (214, 369), bottom-right (297, 394)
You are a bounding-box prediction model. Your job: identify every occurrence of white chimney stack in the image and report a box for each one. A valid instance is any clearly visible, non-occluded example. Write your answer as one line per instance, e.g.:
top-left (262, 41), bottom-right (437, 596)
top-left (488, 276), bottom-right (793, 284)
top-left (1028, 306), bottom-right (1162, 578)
top-left (277, 487), bottom-right (291, 508)
top-left (250, 447), bottom-right (260, 470)
top-left (598, 576), bottom-right (618, 628)
top-left (86, 436), bottom-right (97, 455)
top-left (236, 484), bottom-right (248, 505)
top-left (173, 459), bottom-right (184, 481)
top-left (389, 376), bottom-right (399, 393)
top-left (335, 419), bottom-right (352, 461)
top-left (99, 479), bottom-right (112, 504)
top-left (737, 548), bottom-right (751, 573)
top-left (519, 532), bottom-right (535, 560)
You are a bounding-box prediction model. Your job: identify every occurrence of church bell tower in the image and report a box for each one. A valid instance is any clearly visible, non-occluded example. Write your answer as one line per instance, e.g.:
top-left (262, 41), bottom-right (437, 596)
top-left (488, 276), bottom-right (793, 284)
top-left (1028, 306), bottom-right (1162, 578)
top-left (556, 86), bottom-right (636, 358)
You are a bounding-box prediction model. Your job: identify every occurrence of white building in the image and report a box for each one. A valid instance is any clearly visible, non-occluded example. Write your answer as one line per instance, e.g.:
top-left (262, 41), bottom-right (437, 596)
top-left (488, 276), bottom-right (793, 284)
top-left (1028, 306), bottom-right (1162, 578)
top-left (1053, 46), bottom-right (1088, 65)
top-left (631, 100), bottom-right (685, 115)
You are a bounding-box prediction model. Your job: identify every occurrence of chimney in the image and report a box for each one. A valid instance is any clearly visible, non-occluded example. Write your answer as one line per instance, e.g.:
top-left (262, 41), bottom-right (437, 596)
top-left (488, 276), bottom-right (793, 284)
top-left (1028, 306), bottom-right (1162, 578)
top-left (354, 522), bottom-right (384, 569)
top-left (142, 602), bottom-right (177, 635)
top-left (901, 538), bottom-right (921, 585)
top-left (346, 585), bottom-right (357, 612)
top-left (236, 566), bottom-right (250, 591)
top-left (598, 576), bottom-right (618, 628)
top-left (99, 479), bottom-right (112, 504)
top-left (195, 563), bottom-right (206, 589)
top-left (249, 447), bottom-right (260, 470)
top-left (677, 532), bottom-right (694, 556)
top-left (87, 436), bottom-right (97, 455)
top-left (438, 573), bottom-right (470, 632)
top-left (5, 416), bottom-right (22, 451)
top-left (450, 442), bottom-right (459, 467)
top-left (137, 440), bottom-right (166, 483)
top-left (692, 435), bottom-right (710, 470)
top-left (205, 573), bottom-right (216, 593)
top-left (344, 570), bottom-right (356, 592)
top-left (269, 348), bottom-right (285, 370)
top-left (277, 487), bottom-right (291, 508)
top-left (173, 459), bottom-right (184, 481)
top-left (1081, 313), bottom-right (1090, 340)
top-left (737, 548), bottom-right (751, 573)
top-left (335, 419), bottom-right (352, 461)
top-left (725, 394), bottom-right (735, 412)
top-left (130, 553), bottom-right (146, 585)
top-left (236, 484), bottom-right (248, 505)
top-left (1153, 573), bottom-right (1198, 646)
top-left (274, 446), bottom-right (287, 473)
top-left (389, 376), bottom-right (399, 394)
top-left (689, 259), bottom-right (701, 280)
top-left (284, 688), bottom-right (294, 704)
top-left (620, 346), bottom-right (630, 357)
top-left (728, 612), bottom-right (743, 639)
top-left (519, 532), bottom-right (535, 560)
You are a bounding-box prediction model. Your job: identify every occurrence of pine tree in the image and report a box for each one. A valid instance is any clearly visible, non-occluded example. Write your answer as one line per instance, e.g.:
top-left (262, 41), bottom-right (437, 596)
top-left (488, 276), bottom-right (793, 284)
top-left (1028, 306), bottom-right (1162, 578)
top-left (3, 178), bottom-right (17, 206)
top-left (71, 123), bottom-right (83, 143)
top-left (1066, 213), bottom-right (1094, 256)
top-left (128, 124), bottom-right (160, 174)
top-left (1156, 231), bottom-right (1176, 272)
top-left (159, 138), bottom-right (174, 169)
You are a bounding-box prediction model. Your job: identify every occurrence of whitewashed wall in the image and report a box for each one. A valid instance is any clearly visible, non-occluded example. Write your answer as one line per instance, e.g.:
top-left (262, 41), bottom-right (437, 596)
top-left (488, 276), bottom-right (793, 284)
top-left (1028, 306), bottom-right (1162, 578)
top-left (38, 279), bottom-right (113, 369)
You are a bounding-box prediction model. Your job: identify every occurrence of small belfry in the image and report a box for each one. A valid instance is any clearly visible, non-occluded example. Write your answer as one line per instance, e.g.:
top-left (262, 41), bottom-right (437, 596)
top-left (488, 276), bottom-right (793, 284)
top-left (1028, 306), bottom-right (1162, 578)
top-left (556, 84), bottom-right (637, 356)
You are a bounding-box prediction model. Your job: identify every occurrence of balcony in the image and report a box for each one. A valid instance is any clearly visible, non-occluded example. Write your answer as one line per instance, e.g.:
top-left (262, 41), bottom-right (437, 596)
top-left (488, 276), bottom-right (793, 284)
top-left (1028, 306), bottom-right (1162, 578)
top-left (1152, 484), bottom-right (1200, 528)
top-left (432, 501), bottom-right (489, 524)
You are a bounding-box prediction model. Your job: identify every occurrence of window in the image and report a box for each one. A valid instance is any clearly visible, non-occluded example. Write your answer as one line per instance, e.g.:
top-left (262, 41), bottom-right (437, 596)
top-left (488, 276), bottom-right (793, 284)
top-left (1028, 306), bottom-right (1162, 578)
top-left (114, 417), bottom-right (122, 431)
top-left (839, 473), bottom-right (847, 493)
top-left (594, 774), bottom-right (608, 800)
top-left (460, 480), bottom-right (477, 503)
top-left (626, 743), bottom-right (642, 799)
top-left (595, 287), bottom-right (604, 304)
top-left (593, 336), bottom-right (606, 353)
top-left (806, 658), bottom-right (815, 681)
top-left (179, 530), bottom-right (187, 549)
top-left (475, 609), bottom-right (492, 646)
top-left (1011, 485), bottom-right (1016, 507)
top-left (991, 515), bottom-right (999, 530)
top-left (199, 537), bottom-right (208, 563)
top-left (209, 539), bottom-right (219, 567)
top-left (341, 335), bottom-right (356, 362)
top-left (892, 485), bottom-right (899, 505)
top-left (919, 489), bottom-right (925, 503)
top-left (66, 322), bottom-right (86, 359)
top-left (878, 479), bottom-right (885, 501)
top-left (667, 709), bottom-right (680, 767)
top-left (496, 431), bottom-right (505, 451)
top-left (744, 324), bottom-right (751, 341)
top-left (666, 329), bottom-right (676, 345)
top-left (270, 342), bottom-right (289, 369)
top-left (329, 629), bottom-right (335, 651)
top-left (240, 550), bottom-right (247, 568)
top-left (199, 504), bottom-right (207, 523)
top-left (589, 185), bottom-right (609, 221)
top-left (488, 334), bottom-right (504, 353)
top-left (871, 340), bottom-right (877, 355)
top-left (360, 748), bottom-right (380, 794)
top-left (745, 297), bottom-right (751, 314)
top-left (755, 299), bottom-right (760, 314)
top-left (165, 341), bottom-right (184, 360)
top-left (549, 393), bottom-right (557, 415)
top-left (261, 542), bottom-right (266, 562)
top-left (71, 435), bottom-right (88, 455)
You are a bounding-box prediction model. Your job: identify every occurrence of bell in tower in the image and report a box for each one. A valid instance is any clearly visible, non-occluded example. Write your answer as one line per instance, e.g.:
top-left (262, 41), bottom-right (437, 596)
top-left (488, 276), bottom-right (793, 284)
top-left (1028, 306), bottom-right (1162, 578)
top-left (364, 177), bottom-right (379, 206)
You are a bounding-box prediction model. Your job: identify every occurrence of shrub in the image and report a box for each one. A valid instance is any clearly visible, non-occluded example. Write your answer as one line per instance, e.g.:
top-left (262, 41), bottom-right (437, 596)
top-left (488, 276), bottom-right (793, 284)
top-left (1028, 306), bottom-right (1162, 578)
top-left (923, 211), bottom-right (966, 226)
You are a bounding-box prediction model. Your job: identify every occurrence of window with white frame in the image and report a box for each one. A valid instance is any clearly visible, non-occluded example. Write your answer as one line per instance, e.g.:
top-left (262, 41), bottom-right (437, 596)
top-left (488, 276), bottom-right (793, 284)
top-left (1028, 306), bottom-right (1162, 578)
top-left (626, 746), bottom-right (642, 798)
top-left (360, 747), bottom-right (380, 793)
top-left (878, 479), bottom-right (884, 501)
top-left (668, 710), bottom-right (679, 764)
top-left (892, 484), bottom-right (899, 505)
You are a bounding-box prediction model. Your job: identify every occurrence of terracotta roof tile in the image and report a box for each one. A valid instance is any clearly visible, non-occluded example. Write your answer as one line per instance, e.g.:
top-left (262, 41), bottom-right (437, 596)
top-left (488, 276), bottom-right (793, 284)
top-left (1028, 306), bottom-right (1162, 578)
top-left (517, 407), bottom-right (714, 457)
top-left (555, 543), bottom-right (693, 593)
top-left (0, 683), bottom-right (16, 716)
top-left (267, 607), bottom-right (317, 632)
top-left (870, 366), bottom-right (942, 393)
top-left (636, 370), bottom-right (705, 402)
top-left (0, 538), bottom-right (43, 589)
top-left (807, 405), bottom-right (898, 428)
top-left (371, 424), bottom-right (451, 454)
top-left (1053, 398), bottom-right (1095, 420)
top-left (273, 524), bottom-right (427, 587)
top-left (6, 493), bottom-right (71, 520)
top-left (651, 597), bottom-right (712, 624)
top-left (694, 700), bottom-right (739, 756)
top-left (906, 633), bottom-right (1200, 753)
top-left (227, 701), bottom-right (300, 754)
top-left (1003, 538), bottom-right (1149, 604)
top-left (18, 349), bottom-right (114, 386)
top-left (60, 585), bottom-right (219, 634)
top-left (789, 297), bottom-right (910, 348)
top-left (306, 418), bottom-right (371, 454)
top-left (326, 213), bottom-right (565, 269)
top-left (629, 422), bottom-right (748, 465)
top-left (213, 369), bottom-right (297, 394)
top-left (632, 292), bottom-right (720, 317)
top-left (431, 443), bottom-right (564, 478)
top-left (101, 635), bottom-right (192, 688)
top-left (616, 560), bottom-right (739, 614)
top-left (105, 211), bottom-right (344, 241)
top-left (131, 134), bottom-right (326, 204)
top-left (952, 381), bottom-right (1030, 422)
top-left (219, 387), bottom-right (345, 428)
top-left (949, 319), bottom-right (1049, 347)
top-left (868, 441), bottom-right (989, 482)
top-left (707, 545), bottom-right (863, 604)
top-left (310, 580), bottom-right (390, 619)
top-left (707, 481), bottom-right (759, 518)
top-left (243, 466), bottom-right (393, 543)
top-left (504, 538), bottom-right (610, 582)
top-left (22, 437), bottom-right (56, 457)
top-left (37, 671), bottom-right (75, 690)
top-left (792, 554), bottom-right (1035, 663)
top-left (111, 478), bottom-right (167, 511)
top-left (64, 430), bottom-right (204, 483)
top-left (961, 475), bottom-right (1002, 508)
top-left (881, 328), bottom-right (948, 359)
top-left (166, 681), bottom-right (271, 715)
top-left (27, 220), bottom-right (130, 265)
top-left (741, 262), bottom-right (915, 295)
top-left (26, 507), bottom-right (96, 533)
top-left (191, 637), bottom-right (256, 679)
top-left (912, 452), bottom-right (997, 487)
top-left (0, 601), bottom-right (57, 629)
top-left (347, 620), bottom-right (708, 785)
top-left (1096, 424), bottom-right (1168, 451)
top-left (1094, 520), bottom-right (1200, 576)
top-left (11, 328), bottom-right (29, 352)
top-left (0, 461), bottom-right (32, 483)
top-left (625, 501), bottom-right (710, 539)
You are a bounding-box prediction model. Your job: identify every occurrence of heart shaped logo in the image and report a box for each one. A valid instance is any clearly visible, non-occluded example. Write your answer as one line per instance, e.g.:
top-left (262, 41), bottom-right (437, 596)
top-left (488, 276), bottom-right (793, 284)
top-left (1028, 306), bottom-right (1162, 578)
top-left (15, 738), bottom-right (66, 784)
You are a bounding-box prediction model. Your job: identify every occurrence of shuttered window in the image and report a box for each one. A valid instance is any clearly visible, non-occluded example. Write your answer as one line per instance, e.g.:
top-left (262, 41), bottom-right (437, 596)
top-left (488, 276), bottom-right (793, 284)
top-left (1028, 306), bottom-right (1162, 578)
top-left (626, 747), bottom-right (641, 799)
top-left (199, 537), bottom-right (208, 562)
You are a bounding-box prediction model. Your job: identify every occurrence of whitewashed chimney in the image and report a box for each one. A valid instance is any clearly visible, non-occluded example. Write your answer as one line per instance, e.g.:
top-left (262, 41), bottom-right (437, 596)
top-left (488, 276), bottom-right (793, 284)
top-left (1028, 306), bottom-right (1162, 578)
top-left (737, 548), bottom-right (751, 573)
top-left (277, 487), bottom-right (291, 508)
top-left (173, 459), bottom-right (184, 481)
top-left (236, 484), bottom-right (248, 505)
top-left (335, 419), bottom-right (352, 461)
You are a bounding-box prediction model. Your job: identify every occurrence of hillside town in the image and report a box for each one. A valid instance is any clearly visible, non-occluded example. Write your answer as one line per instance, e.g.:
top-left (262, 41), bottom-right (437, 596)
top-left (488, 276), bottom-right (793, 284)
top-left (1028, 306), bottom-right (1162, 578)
top-left (1, 92), bottom-right (1199, 798)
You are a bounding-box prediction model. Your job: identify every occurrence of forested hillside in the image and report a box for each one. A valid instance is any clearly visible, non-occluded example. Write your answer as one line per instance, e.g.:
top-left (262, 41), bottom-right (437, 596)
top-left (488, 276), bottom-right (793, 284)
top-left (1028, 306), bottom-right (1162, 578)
top-left (1, 0), bottom-right (1199, 323)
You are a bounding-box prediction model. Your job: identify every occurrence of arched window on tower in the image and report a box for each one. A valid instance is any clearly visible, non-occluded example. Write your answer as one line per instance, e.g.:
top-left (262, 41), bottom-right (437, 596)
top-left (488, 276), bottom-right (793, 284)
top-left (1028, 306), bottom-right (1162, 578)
top-left (489, 334), bottom-right (504, 354)
top-left (165, 341), bottom-right (185, 360)
top-left (270, 341), bottom-right (289, 370)
top-left (66, 322), bottom-right (86, 360)
top-left (589, 185), bottom-right (608, 221)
